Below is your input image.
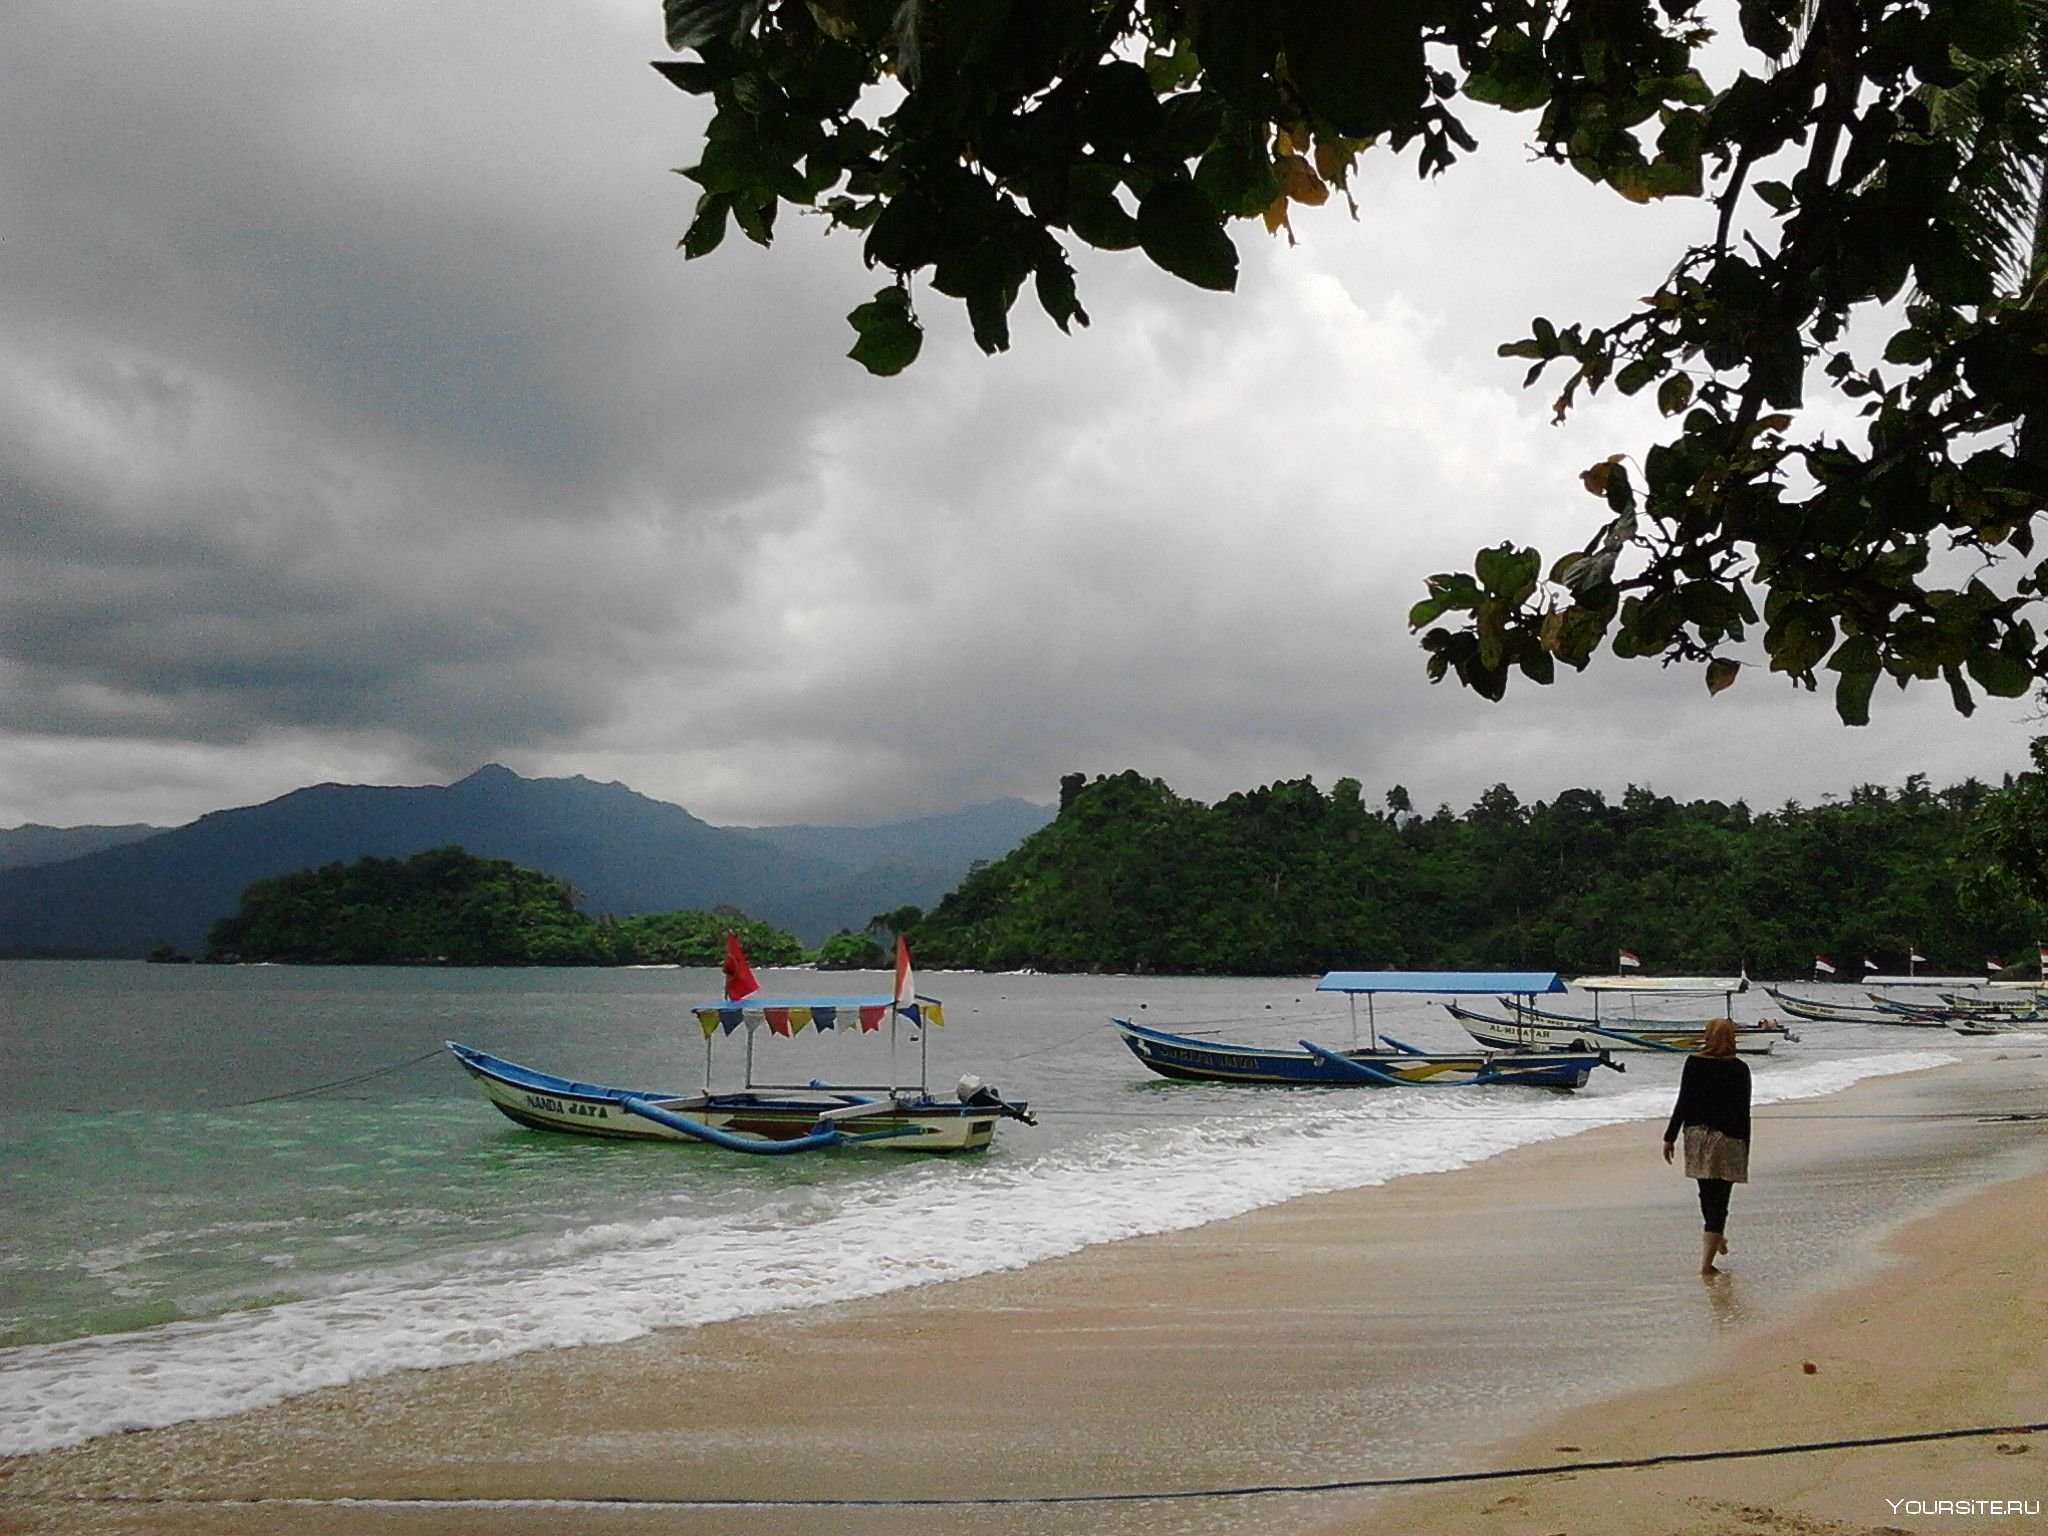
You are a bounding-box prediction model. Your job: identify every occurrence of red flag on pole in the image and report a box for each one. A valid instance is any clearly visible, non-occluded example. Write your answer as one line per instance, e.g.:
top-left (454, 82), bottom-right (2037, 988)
top-left (1813, 955), bottom-right (1836, 975)
top-left (894, 934), bottom-right (916, 1011)
top-left (1985, 955), bottom-right (2003, 974)
top-left (1617, 950), bottom-right (1641, 969)
top-left (722, 930), bottom-right (759, 1001)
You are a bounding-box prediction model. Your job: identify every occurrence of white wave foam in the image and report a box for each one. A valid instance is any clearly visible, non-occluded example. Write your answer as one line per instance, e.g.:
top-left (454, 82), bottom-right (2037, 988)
top-left (0, 1049), bottom-right (1950, 1455)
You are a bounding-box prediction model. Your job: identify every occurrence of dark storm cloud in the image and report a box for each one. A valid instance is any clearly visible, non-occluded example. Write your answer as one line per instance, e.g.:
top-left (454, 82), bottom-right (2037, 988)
top-left (1, 1), bottom-right (2039, 832)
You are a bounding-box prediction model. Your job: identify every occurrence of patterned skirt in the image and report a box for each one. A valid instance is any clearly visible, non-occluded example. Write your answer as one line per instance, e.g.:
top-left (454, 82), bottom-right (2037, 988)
top-left (1683, 1124), bottom-right (1749, 1183)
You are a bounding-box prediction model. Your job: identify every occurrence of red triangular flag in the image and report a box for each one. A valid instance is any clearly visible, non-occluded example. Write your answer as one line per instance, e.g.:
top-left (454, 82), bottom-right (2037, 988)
top-left (894, 934), bottom-right (915, 1005)
top-left (722, 930), bottom-right (759, 1001)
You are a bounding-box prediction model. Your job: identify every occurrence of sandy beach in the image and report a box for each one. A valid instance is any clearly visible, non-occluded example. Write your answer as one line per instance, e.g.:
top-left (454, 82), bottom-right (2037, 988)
top-left (4, 1046), bottom-right (2044, 1536)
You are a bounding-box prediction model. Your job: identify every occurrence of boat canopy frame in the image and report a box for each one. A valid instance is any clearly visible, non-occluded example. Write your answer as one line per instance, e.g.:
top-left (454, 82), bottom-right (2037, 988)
top-left (1314, 971), bottom-right (1567, 1049)
top-left (1565, 973), bottom-right (1748, 1021)
top-left (687, 992), bottom-right (945, 1099)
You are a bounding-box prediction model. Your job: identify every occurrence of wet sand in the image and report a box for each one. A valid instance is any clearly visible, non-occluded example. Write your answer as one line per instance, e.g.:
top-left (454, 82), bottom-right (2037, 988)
top-left (3, 1046), bottom-right (2044, 1536)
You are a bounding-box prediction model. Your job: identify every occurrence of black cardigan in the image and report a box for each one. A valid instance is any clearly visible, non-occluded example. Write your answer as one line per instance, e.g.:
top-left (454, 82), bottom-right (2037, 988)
top-left (1663, 1054), bottom-right (1752, 1143)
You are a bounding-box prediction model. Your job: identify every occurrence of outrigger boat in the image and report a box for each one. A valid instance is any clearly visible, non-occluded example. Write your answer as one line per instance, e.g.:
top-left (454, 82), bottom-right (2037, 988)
top-left (448, 938), bottom-right (1033, 1154)
top-left (1448, 1001), bottom-right (1789, 1054)
top-left (1448, 972), bottom-right (1785, 1054)
top-left (1114, 972), bottom-right (1620, 1090)
top-left (1760, 987), bottom-right (1918, 1024)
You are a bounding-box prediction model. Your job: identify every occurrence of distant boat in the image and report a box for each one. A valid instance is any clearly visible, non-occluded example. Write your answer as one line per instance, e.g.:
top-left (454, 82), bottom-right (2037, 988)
top-left (1112, 1018), bottom-right (1611, 1089)
top-left (1114, 971), bottom-right (1619, 1091)
top-left (1761, 987), bottom-right (1945, 1025)
top-left (1447, 1000), bottom-right (1788, 1054)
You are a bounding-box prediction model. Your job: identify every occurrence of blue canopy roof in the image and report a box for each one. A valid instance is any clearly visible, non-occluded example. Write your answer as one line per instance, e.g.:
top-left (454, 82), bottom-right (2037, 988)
top-left (1316, 970), bottom-right (1567, 996)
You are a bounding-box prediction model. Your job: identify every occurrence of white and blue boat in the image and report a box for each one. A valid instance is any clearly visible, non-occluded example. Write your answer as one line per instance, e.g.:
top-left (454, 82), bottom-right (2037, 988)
top-left (1115, 971), bottom-right (1618, 1090)
top-left (450, 941), bottom-right (1033, 1154)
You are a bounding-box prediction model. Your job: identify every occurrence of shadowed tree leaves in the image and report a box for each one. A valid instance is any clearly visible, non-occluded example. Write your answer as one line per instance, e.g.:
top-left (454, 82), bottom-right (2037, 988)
top-left (652, 0), bottom-right (2048, 721)
top-left (906, 765), bottom-right (2041, 975)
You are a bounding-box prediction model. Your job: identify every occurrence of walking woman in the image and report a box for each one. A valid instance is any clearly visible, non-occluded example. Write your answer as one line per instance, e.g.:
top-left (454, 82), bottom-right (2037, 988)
top-left (1662, 1017), bottom-right (1751, 1275)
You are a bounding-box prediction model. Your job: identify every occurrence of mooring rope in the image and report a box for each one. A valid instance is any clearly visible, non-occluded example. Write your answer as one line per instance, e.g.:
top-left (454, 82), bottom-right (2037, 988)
top-left (223, 1048), bottom-right (446, 1107)
top-left (19, 1420), bottom-right (2040, 1510)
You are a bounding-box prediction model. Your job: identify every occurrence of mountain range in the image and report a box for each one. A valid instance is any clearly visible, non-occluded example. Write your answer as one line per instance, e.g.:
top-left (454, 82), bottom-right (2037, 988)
top-left (0, 766), bottom-right (1053, 957)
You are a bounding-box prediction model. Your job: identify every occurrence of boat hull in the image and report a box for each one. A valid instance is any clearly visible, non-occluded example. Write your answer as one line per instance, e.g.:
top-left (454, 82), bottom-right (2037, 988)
top-left (1762, 988), bottom-right (1948, 1025)
top-left (1467, 1002), bottom-right (1784, 1053)
top-left (448, 1043), bottom-right (1009, 1152)
top-left (1112, 1019), bottom-right (1601, 1089)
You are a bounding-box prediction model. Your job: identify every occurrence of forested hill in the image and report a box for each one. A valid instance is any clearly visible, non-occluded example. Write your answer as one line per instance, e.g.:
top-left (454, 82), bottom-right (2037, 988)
top-left (908, 770), bottom-right (2036, 978)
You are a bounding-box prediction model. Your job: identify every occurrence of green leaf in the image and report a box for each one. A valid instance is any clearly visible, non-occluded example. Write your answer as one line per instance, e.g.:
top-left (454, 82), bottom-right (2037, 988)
top-left (1705, 657), bottom-right (1740, 695)
top-left (1834, 665), bottom-right (1877, 725)
top-left (1825, 633), bottom-right (1880, 675)
top-left (1967, 649), bottom-right (2035, 698)
top-left (1883, 326), bottom-right (1932, 366)
top-left (1135, 180), bottom-right (1237, 292)
top-left (1193, 115), bottom-right (1279, 218)
top-left (1657, 373), bottom-right (1693, 415)
top-left (1068, 188), bottom-right (1144, 251)
top-left (681, 194), bottom-right (731, 259)
top-left (1943, 664), bottom-right (1978, 716)
top-left (1753, 179), bottom-right (1794, 212)
top-left (846, 286), bottom-right (923, 375)
top-left (1474, 544), bottom-right (1540, 603)
top-left (1615, 357), bottom-right (1663, 396)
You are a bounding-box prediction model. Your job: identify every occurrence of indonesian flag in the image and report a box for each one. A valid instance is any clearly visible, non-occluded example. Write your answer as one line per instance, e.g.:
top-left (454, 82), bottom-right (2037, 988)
top-left (1986, 955), bottom-right (2003, 974)
top-left (1814, 955), bottom-right (1837, 974)
top-left (2038, 943), bottom-right (2047, 968)
top-left (893, 934), bottom-right (917, 1017)
top-left (1910, 949), bottom-right (1927, 964)
top-left (1617, 950), bottom-right (1641, 969)
top-left (722, 930), bottom-right (759, 1001)
top-left (1863, 956), bottom-right (1879, 971)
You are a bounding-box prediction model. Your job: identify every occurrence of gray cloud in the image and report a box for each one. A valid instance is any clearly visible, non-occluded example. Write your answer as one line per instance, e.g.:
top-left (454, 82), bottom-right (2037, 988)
top-left (2, 1), bottom-right (2039, 834)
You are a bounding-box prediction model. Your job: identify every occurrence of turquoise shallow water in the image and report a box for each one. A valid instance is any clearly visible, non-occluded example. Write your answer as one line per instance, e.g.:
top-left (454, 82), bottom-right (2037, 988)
top-left (0, 961), bottom-right (1979, 1455)
top-left (0, 962), bottom-right (1376, 1348)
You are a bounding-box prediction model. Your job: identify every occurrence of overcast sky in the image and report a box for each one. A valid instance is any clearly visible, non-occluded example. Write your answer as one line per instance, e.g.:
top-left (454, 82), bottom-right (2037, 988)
top-left (4, 1), bottom-right (2041, 832)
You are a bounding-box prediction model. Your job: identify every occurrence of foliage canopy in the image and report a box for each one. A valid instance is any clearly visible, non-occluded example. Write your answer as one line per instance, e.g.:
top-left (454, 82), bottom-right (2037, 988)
top-left (206, 846), bottom-right (805, 966)
top-left (655, 0), bottom-right (2048, 718)
top-left (906, 766), bottom-right (2041, 975)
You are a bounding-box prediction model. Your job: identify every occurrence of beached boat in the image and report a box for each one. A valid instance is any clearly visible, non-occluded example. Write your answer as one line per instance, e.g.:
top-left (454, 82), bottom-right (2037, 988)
top-left (1935, 991), bottom-right (2048, 1018)
top-left (1114, 972), bottom-right (1619, 1090)
top-left (1760, 987), bottom-right (1940, 1025)
top-left (1946, 1014), bottom-right (2047, 1036)
top-left (1112, 1018), bottom-right (1610, 1088)
top-left (449, 937), bottom-right (1033, 1154)
top-left (1450, 1001), bottom-right (1787, 1054)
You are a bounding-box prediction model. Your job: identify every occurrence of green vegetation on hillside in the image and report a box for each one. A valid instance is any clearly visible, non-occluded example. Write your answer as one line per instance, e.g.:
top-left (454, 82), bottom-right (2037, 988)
top-left (205, 847), bottom-right (804, 967)
top-left (907, 759), bottom-right (2047, 977)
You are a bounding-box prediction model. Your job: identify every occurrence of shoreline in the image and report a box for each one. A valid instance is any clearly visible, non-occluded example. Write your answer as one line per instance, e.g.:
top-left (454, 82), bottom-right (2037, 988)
top-left (3, 1048), bottom-right (2044, 1535)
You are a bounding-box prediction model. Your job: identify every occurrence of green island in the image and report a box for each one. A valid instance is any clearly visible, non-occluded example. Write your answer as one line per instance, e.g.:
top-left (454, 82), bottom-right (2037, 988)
top-left (204, 847), bottom-right (824, 968)
top-left (206, 749), bottom-right (2048, 976)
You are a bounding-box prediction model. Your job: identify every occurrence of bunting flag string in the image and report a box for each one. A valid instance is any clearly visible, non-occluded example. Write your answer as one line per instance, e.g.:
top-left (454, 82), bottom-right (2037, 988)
top-left (689, 998), bottom-right (943, 1036)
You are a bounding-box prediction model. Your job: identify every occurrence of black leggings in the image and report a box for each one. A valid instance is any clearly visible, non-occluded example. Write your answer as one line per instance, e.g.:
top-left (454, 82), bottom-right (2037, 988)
top-left (1696, 1178), bottom-right (1732, 1234)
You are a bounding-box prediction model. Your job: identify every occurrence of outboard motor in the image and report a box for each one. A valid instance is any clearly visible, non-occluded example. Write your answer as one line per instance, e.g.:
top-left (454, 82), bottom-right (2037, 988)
top-left (956, 1074), bottom-right (1036, 1125)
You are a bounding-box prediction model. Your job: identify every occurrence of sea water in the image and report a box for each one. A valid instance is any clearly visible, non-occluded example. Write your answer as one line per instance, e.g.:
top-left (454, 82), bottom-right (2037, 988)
top-left (0, 962), bottom-right (1973, 1455)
